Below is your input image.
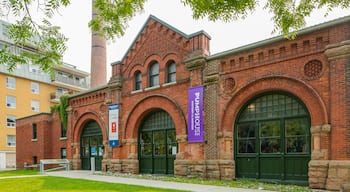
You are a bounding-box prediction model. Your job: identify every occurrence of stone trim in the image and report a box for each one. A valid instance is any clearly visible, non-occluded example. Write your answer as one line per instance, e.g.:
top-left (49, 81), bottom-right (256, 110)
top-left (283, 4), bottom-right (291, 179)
top-left (310, 124), bottom-right (331, 134)
top-left (325, 40), bottom-right (350, 60)
top-left (326, 160), bottom-right (350, 190)
top-left (176, 134), bottom-right (188, 142)
top-left (309, 160), bottom-right (350, 191)
top-left (122, 138), bottom-right (137, 145)
top-left (204, 74), bottom-right (219, 85)
top-left (104, 159), bottom-right (139, 174)
top-left (309, 160), bottom-right (329, 189)
top-left (174, 159), bottom-right (234, 180)
top-left (108, 75), bottom-right (122, 90)
top-left (311, 124), bottom-right (331, 160)
top-left (185, 49), bottom-right (207, 71)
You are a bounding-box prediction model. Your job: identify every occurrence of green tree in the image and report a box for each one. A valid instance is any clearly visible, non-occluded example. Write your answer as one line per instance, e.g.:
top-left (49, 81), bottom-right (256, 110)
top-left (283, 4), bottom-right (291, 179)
top-left (1, 0), bottom-right (349, 73)
top-left (51, 94), bottom-right (69, 130)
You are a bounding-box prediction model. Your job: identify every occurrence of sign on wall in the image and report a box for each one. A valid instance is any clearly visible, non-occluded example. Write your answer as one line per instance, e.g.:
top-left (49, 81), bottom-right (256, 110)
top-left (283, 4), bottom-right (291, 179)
top-left (187, 86), bottom-right (204, 143)
top-left (109, 104), bottom-right (119, 147)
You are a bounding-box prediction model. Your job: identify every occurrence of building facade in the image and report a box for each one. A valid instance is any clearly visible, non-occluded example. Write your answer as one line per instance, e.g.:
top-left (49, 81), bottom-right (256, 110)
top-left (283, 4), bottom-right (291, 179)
top-left (17, 15), bottom-right (350, 190)
top-left (0, 19), bottom-right (90, 169)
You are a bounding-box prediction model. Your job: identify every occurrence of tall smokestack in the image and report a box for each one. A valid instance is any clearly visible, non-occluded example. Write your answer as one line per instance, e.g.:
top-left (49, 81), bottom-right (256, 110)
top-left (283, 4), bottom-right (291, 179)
top-left (90, 0), bottom-right (107, 88)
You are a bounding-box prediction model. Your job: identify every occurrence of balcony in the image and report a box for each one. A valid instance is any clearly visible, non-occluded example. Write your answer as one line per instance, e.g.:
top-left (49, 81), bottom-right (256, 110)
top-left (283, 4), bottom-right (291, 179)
top-left (51, 75), bottom-right (89, 91)
top-left (50, 92), bottom-right (70, 103)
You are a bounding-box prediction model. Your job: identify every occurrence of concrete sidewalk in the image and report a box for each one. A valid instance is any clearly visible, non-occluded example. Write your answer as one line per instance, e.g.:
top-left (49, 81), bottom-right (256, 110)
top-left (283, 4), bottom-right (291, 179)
top-left (46, 170), bottom-right (271, 192)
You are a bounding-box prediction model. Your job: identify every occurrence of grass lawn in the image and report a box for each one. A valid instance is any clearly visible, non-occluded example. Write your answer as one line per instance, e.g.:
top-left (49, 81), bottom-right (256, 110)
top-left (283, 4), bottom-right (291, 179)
top-left (0, 170), bottom-right (312, 191)
top-left (108, 174), bottom-right (313, 192)
top-left (0, 176), bottom-right (187, 192)
top-left (0, 169), bottom-right (38, 177)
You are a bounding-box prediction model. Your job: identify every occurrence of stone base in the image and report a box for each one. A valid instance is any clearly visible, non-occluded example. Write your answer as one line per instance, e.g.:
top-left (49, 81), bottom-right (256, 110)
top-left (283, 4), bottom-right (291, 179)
top-left (309, 160), bottom-right (329, 189)
top-left (309, 160), bottom-right (350, 191)
top-left (103, 159), bottom-right (138, 174)
top-left (174, 160), bottom-right (234, 180)
top-left (340, 183), bottom-right (350, 192)
top-left (71, 158), bottom-right (81, 170)
top-left (326, 161), bottom-right (350, 191)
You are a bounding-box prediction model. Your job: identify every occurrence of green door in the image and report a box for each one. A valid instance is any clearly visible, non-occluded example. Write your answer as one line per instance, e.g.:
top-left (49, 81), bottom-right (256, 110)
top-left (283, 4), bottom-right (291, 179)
top-left (235, 93), bottom-right (310, 185)
top-left (139, 110), bottom-right (177, 174)
top-left (80, 121), bottom-right (104, 171)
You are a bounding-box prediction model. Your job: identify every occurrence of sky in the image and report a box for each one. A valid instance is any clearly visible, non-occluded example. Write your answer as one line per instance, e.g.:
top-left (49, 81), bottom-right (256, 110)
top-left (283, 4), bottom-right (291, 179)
top-left (47, 1), bottom-right (350, 80)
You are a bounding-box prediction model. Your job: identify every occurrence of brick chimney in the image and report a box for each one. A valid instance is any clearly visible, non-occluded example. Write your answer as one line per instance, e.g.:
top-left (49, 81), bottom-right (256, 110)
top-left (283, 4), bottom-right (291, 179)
top-left (90, 0), bottom-right (107, 88)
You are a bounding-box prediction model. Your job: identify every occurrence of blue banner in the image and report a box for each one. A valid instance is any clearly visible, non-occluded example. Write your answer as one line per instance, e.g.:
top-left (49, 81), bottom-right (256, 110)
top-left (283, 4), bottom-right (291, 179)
top-left (109, 104), bottom-right (119, 147)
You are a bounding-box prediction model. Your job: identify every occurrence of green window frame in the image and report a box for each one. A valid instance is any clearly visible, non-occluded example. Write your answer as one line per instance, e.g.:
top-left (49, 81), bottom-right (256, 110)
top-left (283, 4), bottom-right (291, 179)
top-left (236, 93), bottom-right (310, 155)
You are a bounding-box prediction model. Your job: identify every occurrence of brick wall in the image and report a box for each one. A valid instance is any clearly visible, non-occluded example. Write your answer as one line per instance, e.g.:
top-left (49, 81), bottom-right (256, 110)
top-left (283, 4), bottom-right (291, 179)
top-left (16, 112), bottom-right (66, 168)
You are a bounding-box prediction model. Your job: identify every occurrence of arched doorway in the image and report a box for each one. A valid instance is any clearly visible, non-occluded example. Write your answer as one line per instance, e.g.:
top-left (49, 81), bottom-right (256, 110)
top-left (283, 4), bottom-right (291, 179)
top-left (235, 92), bottom-right (311, 185)
top-left (138, 110), bottom-right (177, 174)
top-left (80, 120), bottom-right (104, 171)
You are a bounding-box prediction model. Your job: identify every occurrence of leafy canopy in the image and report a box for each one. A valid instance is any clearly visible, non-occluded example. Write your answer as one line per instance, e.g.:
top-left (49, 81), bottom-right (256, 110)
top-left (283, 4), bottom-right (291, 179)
top-left (51, 94), bottom-right (69, 130)
top-left (1, 0), bottom-right (349, 73)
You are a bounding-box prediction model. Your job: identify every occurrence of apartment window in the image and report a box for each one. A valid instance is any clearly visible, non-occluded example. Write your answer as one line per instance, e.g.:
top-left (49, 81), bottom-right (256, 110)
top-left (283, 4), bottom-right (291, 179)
top-left (31, 82), bottom-right (40, 94)
top-left (6, 77), bottom-right (16, 89)
top-left (6, 115), bottom-right (16, 128)
top-left (57, 87), bottom-right (68, 97)
top-left (32, 124), bottom-right (37, 139)
top-left (61, 123), bottom-right (66, 138)
top-left (134, 71), bottom-right (142, 91)
top-left (31, 100), bottom-right (40, 112)
top-left (7, 135), bottom-right (16, 147)
top-left (33, 156), bottom-right (38, 165)
top-left (167, 61), bottom-right (176, 83)
top-left (6, 96), bottom-right (16, 108)
top-left (61, 148), bottom-right (67, 159)
top-left (149, 62), bottom-right (159, 87)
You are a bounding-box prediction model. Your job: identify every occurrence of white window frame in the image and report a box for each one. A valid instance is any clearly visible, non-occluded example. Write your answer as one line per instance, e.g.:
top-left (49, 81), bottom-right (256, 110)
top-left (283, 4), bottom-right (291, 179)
top-left (6, 115), bottom-right (16, 128)
top-left (6, 77), bottom-right (16, 89)
top-left (31, 82), bottom-right (40, 94)
top-left (6, 96), bottom-right (16, 108)
top-left (7, 135), bottom-right (16, 147)
top-left (31, 100), bottom-right (40, 112)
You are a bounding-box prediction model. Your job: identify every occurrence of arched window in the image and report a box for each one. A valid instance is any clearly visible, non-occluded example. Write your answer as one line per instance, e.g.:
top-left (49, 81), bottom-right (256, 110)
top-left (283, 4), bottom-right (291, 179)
top-left (134, 71), bottom-right (142, 90)
top-left (139, 110), bottom-right (177, 174)
top-left (166, 61), bottom-right (176, 83)
top-left (149, 62), bottom-right (159, 87)
top-left (235, 92), bottom-right (311, 183)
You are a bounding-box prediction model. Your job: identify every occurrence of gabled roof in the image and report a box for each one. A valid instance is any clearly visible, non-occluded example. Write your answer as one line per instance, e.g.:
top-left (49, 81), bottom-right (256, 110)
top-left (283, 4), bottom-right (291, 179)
top-left (111, 15), bottom-right (211, 65)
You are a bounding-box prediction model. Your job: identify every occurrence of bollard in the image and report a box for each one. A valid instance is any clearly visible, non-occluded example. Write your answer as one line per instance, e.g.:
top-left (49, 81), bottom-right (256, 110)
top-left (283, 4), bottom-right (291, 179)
top-left (90, 157), bottom-right (95, 174)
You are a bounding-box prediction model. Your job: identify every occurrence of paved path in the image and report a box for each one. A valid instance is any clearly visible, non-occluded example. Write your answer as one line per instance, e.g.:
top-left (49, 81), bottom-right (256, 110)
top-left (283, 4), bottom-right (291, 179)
top-left (46, 170), bottom-right (272, 192)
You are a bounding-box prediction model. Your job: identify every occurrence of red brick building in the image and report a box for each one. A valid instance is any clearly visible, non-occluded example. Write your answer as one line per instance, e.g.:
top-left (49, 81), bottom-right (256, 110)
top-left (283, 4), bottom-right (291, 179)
top-left (17, 15), bottom-right (350, 190)
top-left (16, 112), bottom-right (67, 168)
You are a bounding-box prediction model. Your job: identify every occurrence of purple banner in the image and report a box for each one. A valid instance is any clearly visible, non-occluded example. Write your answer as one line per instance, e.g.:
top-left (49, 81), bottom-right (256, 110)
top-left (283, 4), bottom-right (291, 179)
top-left (187, 86), bottom-right (204, 143)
